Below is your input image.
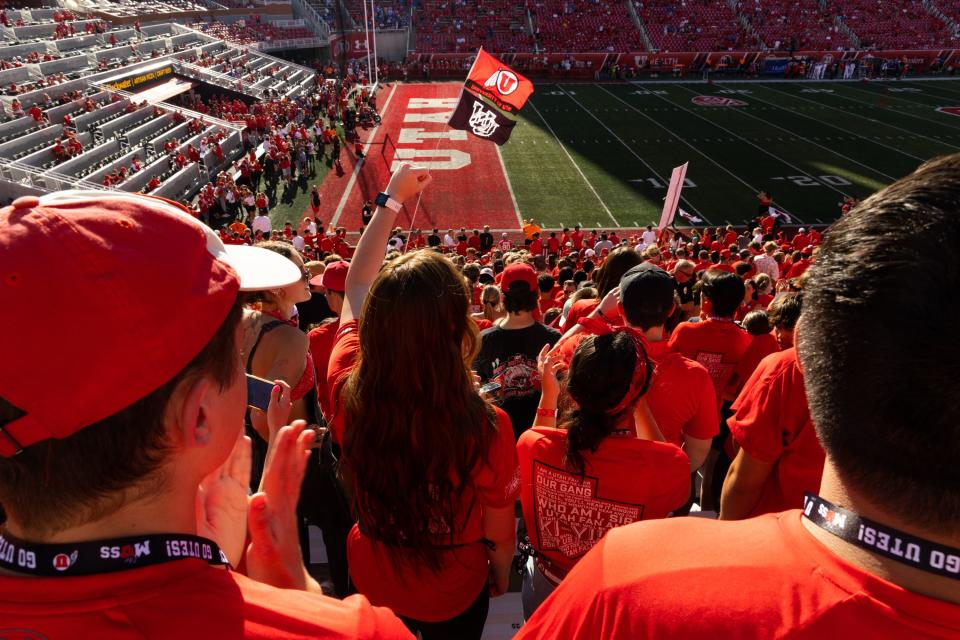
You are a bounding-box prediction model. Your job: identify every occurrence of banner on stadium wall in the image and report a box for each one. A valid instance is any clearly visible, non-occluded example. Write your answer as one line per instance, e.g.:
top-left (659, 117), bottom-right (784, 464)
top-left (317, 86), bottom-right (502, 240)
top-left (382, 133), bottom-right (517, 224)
top-left (658, 162), bottom-right (688, 230)
top-left (101, 63), bottom-right (174, 91)
top-left (330, 33), bottom-right (371, 59)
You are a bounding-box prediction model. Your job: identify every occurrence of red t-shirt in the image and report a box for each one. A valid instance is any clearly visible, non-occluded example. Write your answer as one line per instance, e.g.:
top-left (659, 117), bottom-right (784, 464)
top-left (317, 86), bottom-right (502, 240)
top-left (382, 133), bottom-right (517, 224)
top-left (517, 427), bottom-right (689, 576)
top-left (732, 332), bottom-right (780, 391)
top-left (326, 320), bottom-right (359, 444)
top-left (349, 407), bottom-right (520, 622)
top-left (0, 558), bottom-right (412, 639)
top-left (728, 348), bottom-right (825, 517)
top-left (308, 318), bottom-right (340, 421)
top-left (515, 512), bottom-right (960, 639)
top-left (668, 318), bottom-right (753, 409)
top-left (644, 341), bottom-right (719, 447)
top-left (561, 298), bottom-right (622, 331)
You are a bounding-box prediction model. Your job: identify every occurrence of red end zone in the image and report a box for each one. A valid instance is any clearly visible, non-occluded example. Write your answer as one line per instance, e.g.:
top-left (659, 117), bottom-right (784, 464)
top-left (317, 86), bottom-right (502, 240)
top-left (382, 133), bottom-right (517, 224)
top-left (322, 83), bottom-right (521, 232)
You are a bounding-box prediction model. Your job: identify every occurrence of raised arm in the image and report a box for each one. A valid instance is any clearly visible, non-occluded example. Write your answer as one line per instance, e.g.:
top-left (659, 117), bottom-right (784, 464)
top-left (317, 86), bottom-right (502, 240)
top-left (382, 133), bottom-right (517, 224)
top-left (341, 164), bottom-right (431, 324)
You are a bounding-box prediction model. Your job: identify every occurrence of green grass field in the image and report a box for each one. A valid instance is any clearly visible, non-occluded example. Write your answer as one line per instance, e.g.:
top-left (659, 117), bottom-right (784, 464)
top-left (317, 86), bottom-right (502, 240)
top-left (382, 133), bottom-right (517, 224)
top-left (499, 79), bottom-right (960, 229)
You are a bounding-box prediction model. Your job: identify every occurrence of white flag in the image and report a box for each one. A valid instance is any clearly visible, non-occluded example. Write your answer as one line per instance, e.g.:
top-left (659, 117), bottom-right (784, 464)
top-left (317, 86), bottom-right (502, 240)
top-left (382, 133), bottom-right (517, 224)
top-left (769, 207), bottom-right (793, 223)
top-left (677, 208), bottom-right (703, 224)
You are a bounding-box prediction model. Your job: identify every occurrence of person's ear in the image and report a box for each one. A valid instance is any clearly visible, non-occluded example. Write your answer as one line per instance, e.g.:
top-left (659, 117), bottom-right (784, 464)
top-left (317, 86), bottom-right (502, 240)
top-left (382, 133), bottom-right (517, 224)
top-left (176, 377), bottom-right (214, 449)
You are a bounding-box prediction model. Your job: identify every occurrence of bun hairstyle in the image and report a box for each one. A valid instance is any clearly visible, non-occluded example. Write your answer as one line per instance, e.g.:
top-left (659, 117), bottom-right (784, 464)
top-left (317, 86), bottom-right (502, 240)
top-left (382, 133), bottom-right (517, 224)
top-left (562, 331), bottom-right (653, 476)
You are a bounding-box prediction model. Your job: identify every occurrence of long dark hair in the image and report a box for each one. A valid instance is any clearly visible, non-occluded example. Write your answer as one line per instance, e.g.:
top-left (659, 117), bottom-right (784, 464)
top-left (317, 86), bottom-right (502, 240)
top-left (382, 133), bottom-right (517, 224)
top-left (562, 332), bottom-right (644, 476)
top-left (341, 251), bottom-right (496, 572)
top-left (593, 246), bottom-right (642, 297)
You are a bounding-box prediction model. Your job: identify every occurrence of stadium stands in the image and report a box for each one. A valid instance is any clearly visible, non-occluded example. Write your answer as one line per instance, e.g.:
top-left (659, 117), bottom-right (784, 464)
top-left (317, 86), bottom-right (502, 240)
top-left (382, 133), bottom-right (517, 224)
top-left (0, 18), bottom-right (314, 201)
top-left (827, 0), bottom-right (956, 49)
top-left (531, 0), bottom-right (643, 52)
top-left (736, 0), bottom-right (850, 51)
top-left (414, 0), bottom-right (534, 53)
top-left (638, 0), bottom-right (754, 52)
top-left (343, 0), bottom-right (410, 29)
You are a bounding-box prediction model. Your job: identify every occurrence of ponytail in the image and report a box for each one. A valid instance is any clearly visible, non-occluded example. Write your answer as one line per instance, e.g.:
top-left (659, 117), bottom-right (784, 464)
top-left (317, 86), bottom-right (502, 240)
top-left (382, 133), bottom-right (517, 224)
top-left (564, 407), bottom-right (620, 476)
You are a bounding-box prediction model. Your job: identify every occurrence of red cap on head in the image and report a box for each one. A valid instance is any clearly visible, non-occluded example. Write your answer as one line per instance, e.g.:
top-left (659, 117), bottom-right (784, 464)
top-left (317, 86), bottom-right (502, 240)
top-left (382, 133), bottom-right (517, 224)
top-left (0, 191), bottom-right (301, 457)
top-left (500, 262), bottom-right (538, 292)
top-left (310, 260), bottom-right (348, 292)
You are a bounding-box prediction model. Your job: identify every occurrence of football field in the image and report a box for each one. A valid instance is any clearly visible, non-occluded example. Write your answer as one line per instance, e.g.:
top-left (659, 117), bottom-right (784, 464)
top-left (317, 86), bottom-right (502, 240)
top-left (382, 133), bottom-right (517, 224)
top-left (502, 79), bottom-right (960, 229)
top-left (271, 79), bottom-right (960, 232)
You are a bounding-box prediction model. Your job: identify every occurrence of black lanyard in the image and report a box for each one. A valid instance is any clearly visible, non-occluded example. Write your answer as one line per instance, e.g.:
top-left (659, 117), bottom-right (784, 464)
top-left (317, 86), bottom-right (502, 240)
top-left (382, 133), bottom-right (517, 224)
top-left (0, 531), bottom-right (229, 577)
top-left (803, 493), bottom-right (960, 581)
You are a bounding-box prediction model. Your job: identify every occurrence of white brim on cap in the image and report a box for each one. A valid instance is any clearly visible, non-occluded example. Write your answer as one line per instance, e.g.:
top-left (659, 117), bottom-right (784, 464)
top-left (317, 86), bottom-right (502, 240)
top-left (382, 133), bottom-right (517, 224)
top-left (39, 190), bottom-right (301, 292)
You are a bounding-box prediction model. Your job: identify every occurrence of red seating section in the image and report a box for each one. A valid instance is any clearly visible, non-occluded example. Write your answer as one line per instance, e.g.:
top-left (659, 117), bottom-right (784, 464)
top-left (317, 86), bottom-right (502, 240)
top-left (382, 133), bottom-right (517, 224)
top-left (529, 0), bottom-right (643, 52)
top-left (737, 0), bottom-right (849, 51)
top-left (639, 0), bottom-right (753, 52)
top-left (414, 0), bottom-right (533, 53)
top-left (826, 0), bottom-right (952, 49)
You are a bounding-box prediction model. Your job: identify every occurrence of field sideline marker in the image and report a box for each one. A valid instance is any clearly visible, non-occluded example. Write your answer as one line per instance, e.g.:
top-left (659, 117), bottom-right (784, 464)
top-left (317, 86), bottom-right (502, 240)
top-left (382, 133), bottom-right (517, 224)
top-left (554, 84), bottom-right (707, 222)
top-left (527, 100), bottom-right (621, 227)
top-left (331, 83), bottom-right (399, 227)
top-left (495, 144), bottom-right (524, 228)
top-left (596, 83), bottom-right (782, 221)
top-left (749, 85), bottom-right (935, 160)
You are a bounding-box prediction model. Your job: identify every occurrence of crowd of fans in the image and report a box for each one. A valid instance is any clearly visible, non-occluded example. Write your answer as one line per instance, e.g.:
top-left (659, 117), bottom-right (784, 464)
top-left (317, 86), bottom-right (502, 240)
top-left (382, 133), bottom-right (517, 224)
top-left (1, 155), bottom-right (957, 638)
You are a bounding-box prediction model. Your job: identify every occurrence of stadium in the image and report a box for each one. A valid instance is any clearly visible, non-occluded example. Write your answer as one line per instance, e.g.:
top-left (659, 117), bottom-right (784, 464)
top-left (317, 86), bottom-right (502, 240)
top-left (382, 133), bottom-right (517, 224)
top-left (1, 0), bottom-right (959, 638)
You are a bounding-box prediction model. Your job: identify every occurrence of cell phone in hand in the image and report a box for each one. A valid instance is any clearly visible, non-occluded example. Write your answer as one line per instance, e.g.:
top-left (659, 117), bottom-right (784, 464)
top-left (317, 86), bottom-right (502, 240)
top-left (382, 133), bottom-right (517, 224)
top-left (246, 374), bottom-right (274, 411)
top-left (479, 381), bottom-right (501, 395)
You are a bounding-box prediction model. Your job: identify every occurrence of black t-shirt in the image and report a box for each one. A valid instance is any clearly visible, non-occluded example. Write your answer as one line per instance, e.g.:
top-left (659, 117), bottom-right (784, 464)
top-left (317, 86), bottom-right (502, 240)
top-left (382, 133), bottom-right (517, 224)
top-left (296, 291), bottom-right (334, 331)
top-left (473, 322), bottom-right (561, 440)
top-left (427, 233), bottom-right (441, 247)
top-left (676, 279), bottom-right (696, 305)
top-left (479, 231), bottom-right (494, 253)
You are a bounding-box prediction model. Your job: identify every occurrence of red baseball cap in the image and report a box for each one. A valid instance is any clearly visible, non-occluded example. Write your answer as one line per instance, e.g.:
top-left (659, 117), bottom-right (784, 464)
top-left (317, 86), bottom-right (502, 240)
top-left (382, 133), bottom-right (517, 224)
top-left (500, 262), bottom-right (538, 291)
top-left (309, 260), bottom-right (348, 292)
top-left (0, 191), bottom-right (301, 457)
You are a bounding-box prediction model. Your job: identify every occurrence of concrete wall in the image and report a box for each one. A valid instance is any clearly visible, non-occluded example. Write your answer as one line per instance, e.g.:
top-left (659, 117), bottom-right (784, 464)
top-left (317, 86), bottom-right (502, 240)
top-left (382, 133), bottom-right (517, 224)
top-left (54, 34), bottom-right (101, 53)
top-left (56, 138), bottom-right (120, 176)
top-left (372, 29), bottom-right (407, 62)
top-left (125, 113), bottom-right (174, 147)
top-left (119, 155), bottom-right (169, 192)
top-left (13, 23), bottom-right (57, 41)
top-left (0, 66), bottom-right (32, 87)
top-left (154, 162), bottom-right (203, 201)
top-left (151, 121), bottom-right (190, 149)
top-left (0, 123), bottom-right (61, 160)
top-left (17, 77), bottom-right (87, 108)
top-left (99, 106), bottom-right (153, 139)
top-left (37, 53), bottom-right (90, 75)
top-left (86, 145), bottom-right (148, 182)
top-left (73, 99), bottom-right (128, 132)
top-left (0, 42), bottom-right (51, 61)
top-left (18, 130), bottom-right (92, 168)
top-left (94, 45), bottom-right (134, 62)
top-left (0, 115), bottom-right (38, 143)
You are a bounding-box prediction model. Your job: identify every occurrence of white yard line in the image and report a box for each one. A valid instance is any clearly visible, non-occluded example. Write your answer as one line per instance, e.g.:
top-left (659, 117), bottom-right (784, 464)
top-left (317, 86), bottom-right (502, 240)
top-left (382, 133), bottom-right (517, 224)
top-left (528, 100), bottom-right (621, 227)
top-left (596, 83), bottom-right (789, 222)
top-left (827, 82), bottom-right (960, 131)
top-left (678, 86), bottom-right (899, 182)
top-left (330, 83), bottom-right (398, 227)
top-left (638, 84), bottom-right (814, 222)
top-left (900, 79), bottom-right (960, 100)
top-left (555, 84), bottom-right (707, 222)
top-left (778, 83), bottom-right (960, 151)
top-left (495, 143), bottom-right (524, 228)
top-left (747, 85), bottom-right (930, 162)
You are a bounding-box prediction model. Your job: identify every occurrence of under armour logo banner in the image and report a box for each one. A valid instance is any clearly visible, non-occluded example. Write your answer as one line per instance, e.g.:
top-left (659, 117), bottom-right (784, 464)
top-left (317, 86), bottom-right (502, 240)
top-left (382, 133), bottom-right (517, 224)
top-left (449, 89), bottom-right (518, 145)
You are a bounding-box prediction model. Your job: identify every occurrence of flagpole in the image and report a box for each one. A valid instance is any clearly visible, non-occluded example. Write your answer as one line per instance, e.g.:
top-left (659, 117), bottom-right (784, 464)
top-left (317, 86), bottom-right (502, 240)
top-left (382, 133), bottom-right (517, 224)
top-left (371, 0), bottom-right (379, 86)
top-left (362, 0), bottom-right (372, 86)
